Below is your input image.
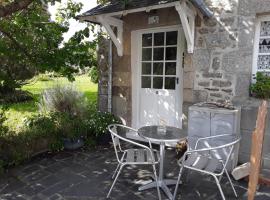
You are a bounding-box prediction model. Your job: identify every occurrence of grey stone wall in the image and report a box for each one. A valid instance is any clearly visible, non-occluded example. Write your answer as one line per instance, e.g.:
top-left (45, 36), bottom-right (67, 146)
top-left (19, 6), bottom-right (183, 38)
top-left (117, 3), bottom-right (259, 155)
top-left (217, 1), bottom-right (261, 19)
top-left (186, 0), bottom-right (256, 103)
top-left (97, 36), bottom-right (109, 112)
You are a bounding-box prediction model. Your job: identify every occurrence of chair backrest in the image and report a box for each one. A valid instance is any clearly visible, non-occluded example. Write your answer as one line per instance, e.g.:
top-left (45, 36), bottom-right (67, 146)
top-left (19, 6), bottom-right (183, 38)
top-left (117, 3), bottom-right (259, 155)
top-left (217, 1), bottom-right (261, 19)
top-left (192, 134), bottom-right (241, 173)
top-left (108, 124), bottom-right (152, 164)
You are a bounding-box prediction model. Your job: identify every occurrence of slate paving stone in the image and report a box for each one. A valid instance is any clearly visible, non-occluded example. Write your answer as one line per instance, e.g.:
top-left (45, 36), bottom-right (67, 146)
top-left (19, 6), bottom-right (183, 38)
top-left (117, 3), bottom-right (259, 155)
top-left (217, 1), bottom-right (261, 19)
top-left (0, 147), bottom-right (269, 200)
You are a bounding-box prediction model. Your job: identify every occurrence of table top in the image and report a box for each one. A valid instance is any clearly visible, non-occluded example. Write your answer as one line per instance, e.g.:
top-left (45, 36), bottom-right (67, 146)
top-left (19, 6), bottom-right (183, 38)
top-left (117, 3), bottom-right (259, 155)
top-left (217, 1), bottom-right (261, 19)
top-left (138, 125), bottom-right (187, 143)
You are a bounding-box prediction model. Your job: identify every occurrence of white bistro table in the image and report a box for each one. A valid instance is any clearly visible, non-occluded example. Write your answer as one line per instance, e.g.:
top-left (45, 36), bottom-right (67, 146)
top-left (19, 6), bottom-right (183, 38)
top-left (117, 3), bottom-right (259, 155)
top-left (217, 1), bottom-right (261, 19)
top-left (138, 125), bottom-right (186, 200)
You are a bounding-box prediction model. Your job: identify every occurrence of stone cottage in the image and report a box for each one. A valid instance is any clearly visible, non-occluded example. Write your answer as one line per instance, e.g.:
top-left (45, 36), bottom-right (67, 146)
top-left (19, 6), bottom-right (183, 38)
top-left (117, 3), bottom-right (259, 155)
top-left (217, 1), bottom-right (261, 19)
top-left (77, 0), bottom-right (270, 169)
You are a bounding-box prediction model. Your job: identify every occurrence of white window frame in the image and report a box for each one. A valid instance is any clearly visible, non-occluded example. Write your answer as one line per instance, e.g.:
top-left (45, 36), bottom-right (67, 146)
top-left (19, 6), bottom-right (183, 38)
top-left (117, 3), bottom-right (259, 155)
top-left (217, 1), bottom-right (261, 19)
top-left (252, 15), bottom-right (270, 82)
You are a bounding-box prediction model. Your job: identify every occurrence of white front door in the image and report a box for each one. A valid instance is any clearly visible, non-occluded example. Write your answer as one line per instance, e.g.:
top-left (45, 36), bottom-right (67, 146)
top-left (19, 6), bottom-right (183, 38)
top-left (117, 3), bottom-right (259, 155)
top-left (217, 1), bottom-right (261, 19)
top-left (132, 26), bottom-right (185, 129)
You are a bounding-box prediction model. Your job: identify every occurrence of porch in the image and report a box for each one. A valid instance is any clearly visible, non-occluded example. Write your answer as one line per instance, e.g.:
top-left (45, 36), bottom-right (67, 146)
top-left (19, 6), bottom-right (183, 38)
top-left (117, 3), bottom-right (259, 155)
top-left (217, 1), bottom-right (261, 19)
top-left (0, 147), bottom-right (269, 200)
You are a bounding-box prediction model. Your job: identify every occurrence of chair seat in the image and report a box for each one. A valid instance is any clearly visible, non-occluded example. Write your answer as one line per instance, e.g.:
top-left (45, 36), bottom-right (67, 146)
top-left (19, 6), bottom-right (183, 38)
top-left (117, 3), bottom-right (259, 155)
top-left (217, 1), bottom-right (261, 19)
top-left (183, 152), bottom-right (221, 173)
top-left (123, 149), bottom-right (159, 164)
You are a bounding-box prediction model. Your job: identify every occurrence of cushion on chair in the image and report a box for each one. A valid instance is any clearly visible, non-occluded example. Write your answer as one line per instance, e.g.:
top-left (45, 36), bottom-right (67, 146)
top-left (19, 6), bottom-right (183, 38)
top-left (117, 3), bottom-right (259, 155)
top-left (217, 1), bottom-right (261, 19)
top-left (183, 152), bottom-right (221, 173)
top-left (124, 149), bottom-right (159, 163)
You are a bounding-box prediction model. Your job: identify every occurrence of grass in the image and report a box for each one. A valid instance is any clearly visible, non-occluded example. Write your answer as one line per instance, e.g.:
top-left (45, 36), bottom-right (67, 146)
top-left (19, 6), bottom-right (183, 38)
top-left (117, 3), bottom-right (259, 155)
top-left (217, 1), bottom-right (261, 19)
top-left (4, 74), bottom-right (98, 132)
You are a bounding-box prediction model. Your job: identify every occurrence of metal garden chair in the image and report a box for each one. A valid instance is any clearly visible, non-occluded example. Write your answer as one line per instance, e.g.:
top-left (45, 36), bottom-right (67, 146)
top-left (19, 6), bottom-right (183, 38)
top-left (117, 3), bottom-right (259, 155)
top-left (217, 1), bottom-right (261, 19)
top-left (107, 124), bottom-right (161, 199)
top-left (173, 134), bottom-right (241, 200)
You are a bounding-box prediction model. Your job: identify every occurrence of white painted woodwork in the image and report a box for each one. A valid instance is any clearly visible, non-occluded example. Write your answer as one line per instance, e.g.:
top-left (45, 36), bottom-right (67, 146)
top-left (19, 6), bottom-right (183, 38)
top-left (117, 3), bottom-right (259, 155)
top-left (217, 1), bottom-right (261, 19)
top-left (175, 1), bottom-right (196, 53)
top-left (131, 26), bottom-right (185, 129)
top-left (97, 16), bottom-right (123, 56)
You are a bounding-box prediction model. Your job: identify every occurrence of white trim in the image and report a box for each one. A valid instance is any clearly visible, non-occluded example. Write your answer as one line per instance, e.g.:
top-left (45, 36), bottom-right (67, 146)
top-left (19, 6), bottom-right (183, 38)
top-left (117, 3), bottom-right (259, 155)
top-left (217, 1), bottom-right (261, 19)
top-left (131, 25), bottom-right (184, 129)
top-left (175, 1), bottom-right (195, 53)
top-left (252, 15), bottom-right (270, 82)
top-left (97, 16), bottom-right (123, 56)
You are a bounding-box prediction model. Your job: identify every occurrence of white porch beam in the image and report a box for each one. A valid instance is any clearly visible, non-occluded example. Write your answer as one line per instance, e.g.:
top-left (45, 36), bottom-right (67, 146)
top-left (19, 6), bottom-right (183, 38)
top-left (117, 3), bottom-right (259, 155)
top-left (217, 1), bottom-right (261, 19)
top-left (97, 16), bottom-right (123, 56)
top-left (175, 1), bottom-right (196, 53)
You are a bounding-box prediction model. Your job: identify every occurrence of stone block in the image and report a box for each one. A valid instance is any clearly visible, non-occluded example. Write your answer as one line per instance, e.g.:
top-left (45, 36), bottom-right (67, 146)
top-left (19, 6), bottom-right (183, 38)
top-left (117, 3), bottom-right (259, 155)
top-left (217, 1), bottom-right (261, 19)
top-left (222, 89), bottom-right (233, 94)
top-left (183, 54), bottom-right (194, 72)
top-left (205, 33), bottom-right (231, 49)
top-left (212, 80), bottom-right (232, 87)
top-left (98, 95), bottom-right (108, 112)
top-left (203, 18), bottom-right (217, 27)
top-left (193, 49), bottom-right (211, 71)
top-left (240, 106), bottom-right (258, 131)
top-left (198, 81), bottom-right (210, 87)
top-left (238, 0), bottom-right (255, 16)
top-left (235, 75), bottom-right (251, 98)
top-left (193, 90), bottom-right (208, 102)
top-left (210, 93), bottom-right (222, 98)
top-left (238, 17), bottom-right (255, 49)
top-left (212, 57), bottom-right (221, 70)
top-left (239, 130), bottom-right (252, 155)
top-left (183, 89), bottom-right (193, 103)
top-left (183, 72), bottom-right (194, 89)
top-left (202, 72), bottom-right (223, 78)
top-left (222, 50), bottom-right (253, 74)
top-left (112, 96), bottom-right (128, 123)
top-left (112, 72), bottom-right (131, 87)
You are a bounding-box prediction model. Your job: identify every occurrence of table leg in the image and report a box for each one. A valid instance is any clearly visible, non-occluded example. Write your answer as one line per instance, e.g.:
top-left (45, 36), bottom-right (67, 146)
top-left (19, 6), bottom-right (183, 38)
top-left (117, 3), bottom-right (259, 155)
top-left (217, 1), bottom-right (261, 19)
top-left (138, 142), bottom-right (177, 200)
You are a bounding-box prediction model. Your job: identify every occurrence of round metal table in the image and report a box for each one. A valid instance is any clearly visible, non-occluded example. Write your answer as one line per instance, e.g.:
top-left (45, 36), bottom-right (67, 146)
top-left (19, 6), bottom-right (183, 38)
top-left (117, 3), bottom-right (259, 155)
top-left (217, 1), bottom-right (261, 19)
top-left (138, 125), bottom-right (186, 200)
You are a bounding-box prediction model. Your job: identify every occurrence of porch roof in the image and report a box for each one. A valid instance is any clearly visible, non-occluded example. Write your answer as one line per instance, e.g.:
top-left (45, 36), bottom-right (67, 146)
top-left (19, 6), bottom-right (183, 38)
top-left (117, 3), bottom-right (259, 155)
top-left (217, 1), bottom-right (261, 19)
top-left (78, 0), bottom-right (213, 20)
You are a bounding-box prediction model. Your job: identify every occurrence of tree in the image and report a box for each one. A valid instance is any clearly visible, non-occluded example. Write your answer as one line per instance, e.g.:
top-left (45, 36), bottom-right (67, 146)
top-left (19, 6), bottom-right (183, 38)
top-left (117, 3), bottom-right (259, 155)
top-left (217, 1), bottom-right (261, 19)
top-left (0, 0), bottom-right (97, 98)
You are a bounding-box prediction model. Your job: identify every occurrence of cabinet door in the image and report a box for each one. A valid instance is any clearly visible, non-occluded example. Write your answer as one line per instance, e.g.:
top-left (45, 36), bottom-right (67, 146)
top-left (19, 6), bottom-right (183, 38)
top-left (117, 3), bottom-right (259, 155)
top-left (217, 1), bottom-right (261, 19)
top-left (211, 113), bottom-right (235, 135)
top-left (188, 110), bottom-right (210, 149)
top-left (210, 113), bottom-right (236, 171)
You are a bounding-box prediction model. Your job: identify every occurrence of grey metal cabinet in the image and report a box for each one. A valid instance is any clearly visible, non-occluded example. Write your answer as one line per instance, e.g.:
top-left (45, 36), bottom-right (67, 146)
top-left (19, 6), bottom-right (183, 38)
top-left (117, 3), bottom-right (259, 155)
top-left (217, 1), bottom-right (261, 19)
top-left (188, 105), bottom-right (241, 171)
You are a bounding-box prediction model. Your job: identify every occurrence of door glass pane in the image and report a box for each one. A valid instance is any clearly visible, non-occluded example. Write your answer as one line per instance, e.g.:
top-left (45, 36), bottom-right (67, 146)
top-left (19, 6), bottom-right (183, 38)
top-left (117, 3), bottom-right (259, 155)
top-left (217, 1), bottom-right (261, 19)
top-left (142, 63), bottom-right (151, 75)
top-left (142, 48), bottom-right (152, 61)
top-left (166, 31), bottom-right (178, 45)
top-left (153, 62), bottom-right (163, 75)
top-left (141, 76), bottom-right (151, 88)
top-left (260, 21), bottom-right (270, 36)
top-left (154, 32), bottom-right (165, 46)
top-left (142, 33), bottom-right (152, 47)
top-left (259, 39), bottom-right (270, 53)
top-left (153, 77), bottom-right (163, 89)
top-left (165, 62), bottom-right (176, 75)
top-left (154, 48), bottom-right (164, 61)
top-left (257, 55), bottom-right (270, 70)
top-left (165, 77), bottom-right (175, 90)
top-left (166, 47), bottom-right (177, 60)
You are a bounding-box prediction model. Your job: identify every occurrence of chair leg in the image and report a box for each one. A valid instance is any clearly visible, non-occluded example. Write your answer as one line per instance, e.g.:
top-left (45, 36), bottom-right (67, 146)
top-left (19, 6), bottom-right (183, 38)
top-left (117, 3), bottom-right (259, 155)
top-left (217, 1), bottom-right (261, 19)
top-left (213, 175), bottom-right (226, 200)
top-left (152, 164), bottom-right (161, 200)
top-left (224, 168), bottom-right (238, 197)
top-left (173, 166), bottom-right (184, 200)
top-left (107, 164), bottom-right (124, 198)
top-left (112, 163), bottom-right (120, 179)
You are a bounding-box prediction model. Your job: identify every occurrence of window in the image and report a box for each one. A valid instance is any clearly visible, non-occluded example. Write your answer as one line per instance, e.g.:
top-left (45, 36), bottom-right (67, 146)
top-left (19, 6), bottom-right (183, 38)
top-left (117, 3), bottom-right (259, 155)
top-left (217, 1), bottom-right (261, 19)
top-left (141, 31), bottom-right (178, 90)
top-left (253, 16), bottom-right (270, 80)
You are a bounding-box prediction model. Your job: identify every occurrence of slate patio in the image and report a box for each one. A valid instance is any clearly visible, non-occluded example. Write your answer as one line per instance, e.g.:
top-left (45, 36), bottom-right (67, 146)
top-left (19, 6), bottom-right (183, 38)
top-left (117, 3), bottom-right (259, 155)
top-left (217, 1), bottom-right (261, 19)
top-left (0, 146), bottom-right (269, 200)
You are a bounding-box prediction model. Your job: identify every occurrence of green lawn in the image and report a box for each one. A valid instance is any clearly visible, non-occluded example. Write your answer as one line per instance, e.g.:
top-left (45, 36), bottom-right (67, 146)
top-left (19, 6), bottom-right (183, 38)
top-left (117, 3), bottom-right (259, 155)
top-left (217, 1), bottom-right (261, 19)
top-left (4, 75), bottom-right (98, 132)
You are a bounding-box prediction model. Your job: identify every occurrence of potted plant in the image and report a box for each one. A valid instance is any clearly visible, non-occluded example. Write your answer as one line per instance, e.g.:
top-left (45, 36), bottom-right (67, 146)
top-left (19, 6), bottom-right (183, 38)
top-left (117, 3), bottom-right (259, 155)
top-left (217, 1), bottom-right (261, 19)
top-left (39, 85), bottom-right (89, 150)
top-left (57, 113), bottom-right (86, 150)
top-left (86, 111), bottom-right (122, 146)
top-left (250, 72), bottom-right (270, 99)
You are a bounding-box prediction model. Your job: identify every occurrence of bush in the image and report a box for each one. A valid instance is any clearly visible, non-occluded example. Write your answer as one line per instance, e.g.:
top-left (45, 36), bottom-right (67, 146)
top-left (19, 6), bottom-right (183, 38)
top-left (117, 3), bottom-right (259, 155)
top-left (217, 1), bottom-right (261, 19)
top-left (250, 72), bottom-right (270, 99)
top-left (85, 111), bottom-right (122, 138)
top-left (89, 66), bottom-right (99, 84)
top-left (0, 90), bottom-right (33, 104)
top-left (39, 85), bottom-right (88, 118)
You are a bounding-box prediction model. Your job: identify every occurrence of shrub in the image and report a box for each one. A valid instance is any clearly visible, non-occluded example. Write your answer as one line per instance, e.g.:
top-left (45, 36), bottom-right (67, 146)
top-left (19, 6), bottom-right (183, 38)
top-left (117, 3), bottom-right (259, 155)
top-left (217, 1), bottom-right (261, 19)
top-left (0, 90), bottom-right (33, 104)
top-left (250, 72), bottom-right (270, 99)
top-left (89, 66), bottom-right (99, 84)
top-left (39, 85), bottom-right (88, 118)
top-left (0, 107), bottom-right (8, 137)
top-left (86, 111), bottom-right (122, 138)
